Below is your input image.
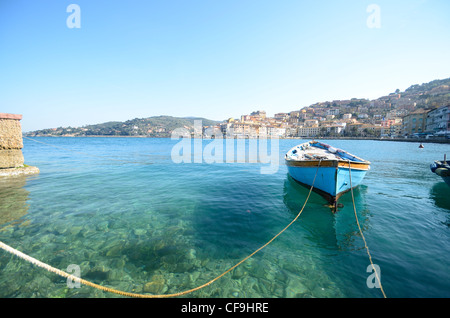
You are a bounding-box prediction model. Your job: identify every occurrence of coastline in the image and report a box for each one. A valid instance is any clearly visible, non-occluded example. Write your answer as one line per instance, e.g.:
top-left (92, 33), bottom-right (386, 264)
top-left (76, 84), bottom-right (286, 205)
top-left (23, 135), bottom-right (450, 144)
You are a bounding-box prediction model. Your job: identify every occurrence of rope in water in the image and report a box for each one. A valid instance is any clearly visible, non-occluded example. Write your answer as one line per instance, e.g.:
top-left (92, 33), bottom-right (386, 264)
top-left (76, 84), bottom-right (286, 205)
top-left (0, 161), bottom-right (322, 298)
top-left (348, 160), bottom-right (387, 298)
top-left (1, 155), bottom-right (386, 298)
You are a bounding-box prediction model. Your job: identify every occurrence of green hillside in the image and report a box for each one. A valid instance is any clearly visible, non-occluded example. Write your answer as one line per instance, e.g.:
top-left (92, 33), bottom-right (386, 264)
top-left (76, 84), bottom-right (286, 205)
top-left (26, 116), bottom-right (219, 137)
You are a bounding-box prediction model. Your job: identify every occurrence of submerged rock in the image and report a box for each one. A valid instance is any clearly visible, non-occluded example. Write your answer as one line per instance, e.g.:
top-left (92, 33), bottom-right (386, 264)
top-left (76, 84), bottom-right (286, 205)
top-left (143, 274), bottom-right (166, 294)
top-left (85, 265), bottom-right (110, 281)
top-left (231, 265), bottom-right (246, 279)
top-left (69, 226), bottom-right (83, 236)
top-left (97, 221), bottom-right (109, 232)
top-left (133, 228), bottom-right (147, 236)
top-left (106, 243), bottom-right (124, 257)
top-left (285, 278), bottom-right (308, 298)
top-left (186, 248), bottom-right (196, 260)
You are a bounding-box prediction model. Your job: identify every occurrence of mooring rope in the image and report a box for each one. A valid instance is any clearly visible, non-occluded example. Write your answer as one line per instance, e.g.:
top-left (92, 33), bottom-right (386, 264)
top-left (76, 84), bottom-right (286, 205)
top-left (348, 160), bottom-right (387, 298)
top-left (0, 161), bottom-right (322, 298)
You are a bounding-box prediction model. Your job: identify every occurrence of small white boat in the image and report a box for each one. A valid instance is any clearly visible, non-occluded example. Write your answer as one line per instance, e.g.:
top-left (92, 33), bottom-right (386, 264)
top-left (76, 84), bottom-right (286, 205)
top-left (285, 141), bottom-right (370, 209)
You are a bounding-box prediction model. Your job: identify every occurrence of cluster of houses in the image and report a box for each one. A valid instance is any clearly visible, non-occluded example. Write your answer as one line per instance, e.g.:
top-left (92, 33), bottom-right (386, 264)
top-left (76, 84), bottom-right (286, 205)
top-left (402, 105), bottom-right (450, 137)
top-left (209, 103), bottom-right (449, 139)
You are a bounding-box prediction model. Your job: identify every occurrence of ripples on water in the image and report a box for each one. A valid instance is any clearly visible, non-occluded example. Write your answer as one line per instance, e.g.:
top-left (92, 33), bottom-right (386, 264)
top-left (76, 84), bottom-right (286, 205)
top-left (0, 138), bottom-right (449, 298)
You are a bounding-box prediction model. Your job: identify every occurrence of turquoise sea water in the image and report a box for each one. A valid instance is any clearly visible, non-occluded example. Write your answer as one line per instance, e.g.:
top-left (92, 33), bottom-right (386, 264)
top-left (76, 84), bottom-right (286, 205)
top-left (0, 137), bottom-right (449, 298)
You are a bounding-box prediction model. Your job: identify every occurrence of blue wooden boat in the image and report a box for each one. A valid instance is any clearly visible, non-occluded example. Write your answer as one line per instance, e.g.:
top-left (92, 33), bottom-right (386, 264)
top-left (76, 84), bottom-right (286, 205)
top-left (430, 155), bottom-right (450, 187)
top-left (285, 141), bottom-right (370, 209)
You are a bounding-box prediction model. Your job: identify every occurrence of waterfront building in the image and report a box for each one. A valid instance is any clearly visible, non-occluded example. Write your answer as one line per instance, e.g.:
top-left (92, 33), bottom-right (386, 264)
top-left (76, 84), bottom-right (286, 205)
top-left (426, 105), bottom-right (450, 135)
top-left (297, 126), bottom-right (320, 137)
top-left (401, 108), bottom-right (430, 136)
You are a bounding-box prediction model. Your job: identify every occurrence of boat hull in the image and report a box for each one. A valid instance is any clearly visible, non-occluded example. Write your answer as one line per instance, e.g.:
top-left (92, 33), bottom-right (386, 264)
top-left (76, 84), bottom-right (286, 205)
top-left (431, 160), bottom-right (450, 187)
top-left (286, 160), bottom-right (369, 203)
top-left (441, 176), bottom-right (450, 187)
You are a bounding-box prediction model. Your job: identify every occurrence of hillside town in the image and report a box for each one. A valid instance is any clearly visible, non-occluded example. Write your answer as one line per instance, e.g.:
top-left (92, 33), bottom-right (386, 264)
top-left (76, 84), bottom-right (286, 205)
top-left (211, 83), bottom-right (450, 139)
top-left (214, 103), bottom-right (449, 139)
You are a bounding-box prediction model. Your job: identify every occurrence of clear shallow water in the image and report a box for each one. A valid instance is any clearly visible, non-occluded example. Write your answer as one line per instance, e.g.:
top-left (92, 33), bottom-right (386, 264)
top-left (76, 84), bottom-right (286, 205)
top-left (0, 137), bottom-right (449, 298)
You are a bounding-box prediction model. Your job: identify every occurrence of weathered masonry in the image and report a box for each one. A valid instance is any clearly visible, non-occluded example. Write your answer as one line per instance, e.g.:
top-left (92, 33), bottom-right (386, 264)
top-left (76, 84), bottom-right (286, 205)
top-left (0, 113), bottom-right (24, 168)
top-left (0, 113), bottom-right (39, 176)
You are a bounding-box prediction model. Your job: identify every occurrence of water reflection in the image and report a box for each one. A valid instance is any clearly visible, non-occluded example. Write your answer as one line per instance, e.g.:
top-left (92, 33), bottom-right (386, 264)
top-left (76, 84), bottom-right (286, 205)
top-left (430, 182), bottom-right (450, 227)
top-left (333, 185), bottom-right (370, 251)
top-left (282, 175), bottom-right (338, 250)
top-left (0, 176), bottom-right (30, 229)
top-left (430, 182), bottom-right (450, 210)
top-left (282, 174), bottom-right (370, 252)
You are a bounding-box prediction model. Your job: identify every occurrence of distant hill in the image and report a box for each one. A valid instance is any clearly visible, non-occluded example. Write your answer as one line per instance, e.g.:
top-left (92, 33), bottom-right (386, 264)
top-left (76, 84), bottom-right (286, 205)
top-left (305, 77), bottom-right (450, 114)
top-left (401, 77), bottom-right (450, 108)
top-left (404, 77), bottom-right (450, 94)
top-left (26, 116), bottom-right (220, 137)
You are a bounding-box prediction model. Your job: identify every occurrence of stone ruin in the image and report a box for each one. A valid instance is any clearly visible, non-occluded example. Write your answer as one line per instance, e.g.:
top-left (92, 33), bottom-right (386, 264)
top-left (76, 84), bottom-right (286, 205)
top-left (0, 113), bottom-right (39, 177)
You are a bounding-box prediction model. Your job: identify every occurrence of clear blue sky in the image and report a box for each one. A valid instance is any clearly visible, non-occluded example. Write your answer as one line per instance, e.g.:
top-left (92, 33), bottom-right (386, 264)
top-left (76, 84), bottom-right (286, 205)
top-left (1, 0), bottom-right (449, 132)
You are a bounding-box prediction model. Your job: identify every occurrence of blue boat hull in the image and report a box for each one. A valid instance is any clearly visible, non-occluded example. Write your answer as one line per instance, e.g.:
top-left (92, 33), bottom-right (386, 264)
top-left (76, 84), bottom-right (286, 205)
top-left (285, 141), bottom-right (370, 206)
top-left (286, 164), bottom-right (368, 203)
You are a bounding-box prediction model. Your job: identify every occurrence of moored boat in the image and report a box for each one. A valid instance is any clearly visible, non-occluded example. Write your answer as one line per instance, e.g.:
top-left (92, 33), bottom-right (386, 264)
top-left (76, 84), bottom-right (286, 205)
top-left (430, 155), bottom-right (450, 187)
top-left (285, 141), bottom-right (370, 210)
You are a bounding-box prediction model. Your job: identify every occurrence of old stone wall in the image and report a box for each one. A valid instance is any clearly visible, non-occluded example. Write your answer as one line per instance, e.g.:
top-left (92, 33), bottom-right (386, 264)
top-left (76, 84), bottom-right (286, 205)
top-left (0, 113), bottom-right (24, 168)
